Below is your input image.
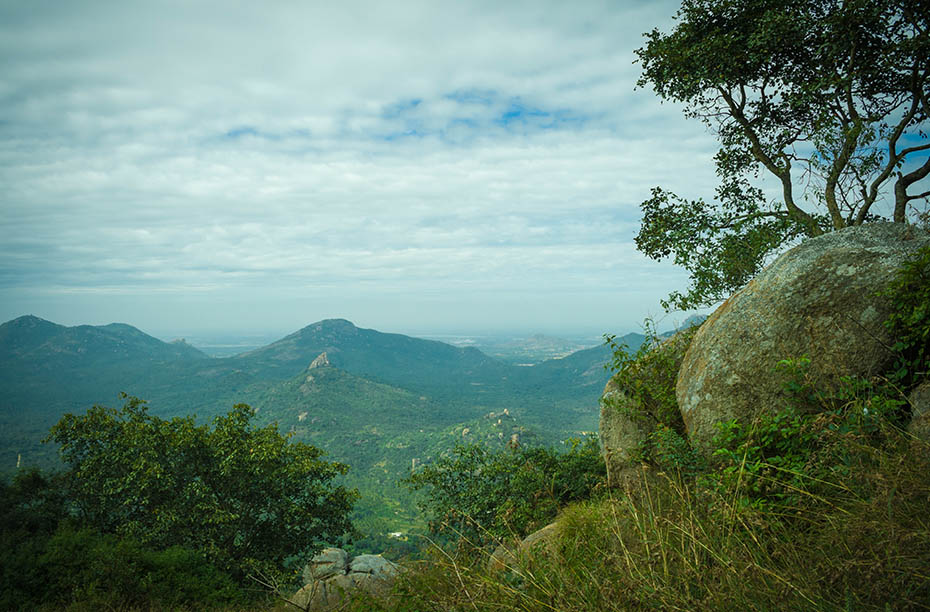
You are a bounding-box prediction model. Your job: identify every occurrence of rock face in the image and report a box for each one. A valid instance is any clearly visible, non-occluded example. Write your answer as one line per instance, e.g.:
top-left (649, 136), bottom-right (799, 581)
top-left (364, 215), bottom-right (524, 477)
top-left (599, 330), bottom-right (696, 486)
top-left (293, 548), bottom-right (398, 610)
top-left (308, 351), bottom-right (331, 369)
top-left (599, 378), bottom-right (655, 486)
top-left (677, 223), bottom-right (930, 454)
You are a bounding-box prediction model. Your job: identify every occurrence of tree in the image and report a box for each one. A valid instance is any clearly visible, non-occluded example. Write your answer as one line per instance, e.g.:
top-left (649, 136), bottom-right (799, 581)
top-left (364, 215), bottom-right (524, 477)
top-left (45, 395), bottom-right (356, 580)
top-left (404, 438), bottom-right (604, 547)
top-left (635, 0), bottom-right (930, 309)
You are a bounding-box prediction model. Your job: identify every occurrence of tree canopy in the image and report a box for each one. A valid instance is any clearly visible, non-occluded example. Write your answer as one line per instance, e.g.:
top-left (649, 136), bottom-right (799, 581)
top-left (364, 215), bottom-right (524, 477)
top-left (635, 0), bottom-right (930, 309)
top-left (46, 395), bottom-right (356, 579)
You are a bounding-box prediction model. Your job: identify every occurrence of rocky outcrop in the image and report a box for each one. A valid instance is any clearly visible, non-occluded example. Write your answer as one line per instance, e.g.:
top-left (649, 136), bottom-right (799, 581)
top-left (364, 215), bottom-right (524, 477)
top-left (308, 352), bottom-right (330, 369)
top-left (292, 548), bottom-right (398, 610)
top-left (599, 377), bottom-right (655, 485)
top-left (487, 522), bottom-right (560, 574)
top-left (599, 329), bottom-right (696, 486)
top-left (677, 223), bottom-right (930, 454)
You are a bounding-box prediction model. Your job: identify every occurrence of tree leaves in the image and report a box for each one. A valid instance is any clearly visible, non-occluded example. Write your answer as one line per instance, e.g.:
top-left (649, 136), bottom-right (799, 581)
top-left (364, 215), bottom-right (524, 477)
top-left (634, 0), bottom-right (929, 309)
top-left (45, 396), bottom-right (356, 580)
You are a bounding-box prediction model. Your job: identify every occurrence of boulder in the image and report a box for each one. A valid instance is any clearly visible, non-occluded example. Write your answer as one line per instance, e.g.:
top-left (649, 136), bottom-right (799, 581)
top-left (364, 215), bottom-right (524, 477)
top-left (677, 223), bottom-right (930, 454)
top-left (599, 329), bottom-right (696, 486)
top-left (349, 554), bottom-right (398, 578)
top-left (302, 547), bottom-right (348, 582)
top-left (293, 549), bottom-right (398, 611)
top-left (908, 380), bottom-right (930, 442)
top-left (599, 380), bottom-right (655, 487)
top-left (487, 522), bottom-right (560, 574)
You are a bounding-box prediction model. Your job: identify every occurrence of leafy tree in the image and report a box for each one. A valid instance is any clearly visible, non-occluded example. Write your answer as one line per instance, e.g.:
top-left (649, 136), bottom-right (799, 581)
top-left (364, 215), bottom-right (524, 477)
top-left (404, 438), bottom-right (604, 547)
top-left (635, 0), bottom-right (930, 309)
top-left (46, 395), bottom-right (356, 580)
top-left (0, 468), bottom-right (68, 608)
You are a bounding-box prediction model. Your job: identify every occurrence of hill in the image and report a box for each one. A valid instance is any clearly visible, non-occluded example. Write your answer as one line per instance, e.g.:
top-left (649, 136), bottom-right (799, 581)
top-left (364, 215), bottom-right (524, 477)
top-left (0, 315), bottom-right (642, 536)
top-left (0, 316), bottom-right (211, 467)
top-left (0, 316), bottom-right (647, 471)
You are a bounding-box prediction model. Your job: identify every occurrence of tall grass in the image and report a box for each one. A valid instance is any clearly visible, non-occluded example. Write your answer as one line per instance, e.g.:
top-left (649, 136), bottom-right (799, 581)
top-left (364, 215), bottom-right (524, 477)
top-left (342, 428), bottom-right (930, 612)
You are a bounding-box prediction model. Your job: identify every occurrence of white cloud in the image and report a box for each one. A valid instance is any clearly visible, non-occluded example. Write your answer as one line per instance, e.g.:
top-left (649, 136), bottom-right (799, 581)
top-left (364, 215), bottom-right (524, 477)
top-left (0, 0), bottom-right (716, 336)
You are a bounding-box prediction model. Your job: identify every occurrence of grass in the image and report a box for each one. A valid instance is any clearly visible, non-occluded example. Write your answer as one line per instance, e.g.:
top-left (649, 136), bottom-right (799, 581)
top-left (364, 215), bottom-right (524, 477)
top-left (336, 429), bottom-right (930, 612)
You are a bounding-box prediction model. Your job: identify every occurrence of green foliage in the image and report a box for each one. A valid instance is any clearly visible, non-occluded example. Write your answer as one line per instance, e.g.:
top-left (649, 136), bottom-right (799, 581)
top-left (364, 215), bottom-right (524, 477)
top-left (0, 468), bottom-right (69, 609)
top-left (0, 469), bottom-right (249, 610)
top-left (347, 376), bottom-right (930, 612)
top-left (642, 424), bottom-right (706, 478)
top-left (45, 395), bottom-right (356, 581)
top-left (605, 320), bottom-right (697, 431)
top-left (605, 320), bottom-right (702, 474)
top-left (634, 0), bottom-right (930, 309)
top-left (707, 356), bottom-right (908, 510)
top-left (880, 244), bottom-right (930, 387)
top-left (636, 187), bottom-right (814, 309)
top-left (403, 438), bottom-right (605, 547)
top-left (38, 524), bottom-right (246, 611)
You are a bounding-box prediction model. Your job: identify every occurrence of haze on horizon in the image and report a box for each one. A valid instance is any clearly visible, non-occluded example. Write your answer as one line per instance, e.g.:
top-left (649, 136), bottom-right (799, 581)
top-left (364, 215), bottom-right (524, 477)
top-left (1, 0), bottom-right (718, 339)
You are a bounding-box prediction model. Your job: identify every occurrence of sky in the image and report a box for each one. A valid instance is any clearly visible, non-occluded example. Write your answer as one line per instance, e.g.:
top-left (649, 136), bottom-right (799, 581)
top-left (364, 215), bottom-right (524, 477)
top-left (0, 0), bottom-right (723, 339)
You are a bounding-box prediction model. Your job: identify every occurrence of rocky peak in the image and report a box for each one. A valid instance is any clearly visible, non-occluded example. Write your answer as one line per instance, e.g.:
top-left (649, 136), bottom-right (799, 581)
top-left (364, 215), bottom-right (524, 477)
top-left (308, 352), bottom-right (331, 370)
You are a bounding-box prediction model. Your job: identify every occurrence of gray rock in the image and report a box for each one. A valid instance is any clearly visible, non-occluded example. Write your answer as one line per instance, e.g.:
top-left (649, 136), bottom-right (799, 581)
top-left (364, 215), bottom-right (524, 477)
top-left (292, 574), bottom-right (361, 611)
top-left (908, 380), bottom-right (930, 442)
top-left (599, 380), bottom-right (656, 486)
top-left (293, 549), bottom-right (398, 610)
top-left (677, 223), bottom-right (930, 454)
top-left (349, 554), bottom-right (398, 578)
top-left (302, 547), bottom-right (348, 583)
top-left (487, 522), bottom-right (560, 574)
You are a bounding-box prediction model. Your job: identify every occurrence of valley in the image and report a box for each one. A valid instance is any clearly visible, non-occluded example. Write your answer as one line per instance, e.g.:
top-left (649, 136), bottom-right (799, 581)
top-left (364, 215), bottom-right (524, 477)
top-left (0, 314), bottom-right (648, 543)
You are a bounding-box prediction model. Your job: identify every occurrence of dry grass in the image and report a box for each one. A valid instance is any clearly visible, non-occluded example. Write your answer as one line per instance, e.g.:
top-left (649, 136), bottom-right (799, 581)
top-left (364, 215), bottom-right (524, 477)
top-left (339, 432), bottom-right (930, 612)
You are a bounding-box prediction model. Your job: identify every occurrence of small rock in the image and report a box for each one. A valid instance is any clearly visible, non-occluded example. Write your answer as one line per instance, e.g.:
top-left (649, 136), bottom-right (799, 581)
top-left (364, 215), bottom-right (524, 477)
top-left (487, 522), bottom-right (560, 574)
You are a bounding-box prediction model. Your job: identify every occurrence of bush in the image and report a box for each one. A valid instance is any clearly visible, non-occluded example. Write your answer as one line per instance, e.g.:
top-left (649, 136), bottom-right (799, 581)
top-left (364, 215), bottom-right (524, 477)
top-left (707, 357), bottom-right (909, 511)
top-left (45, 396), bottom-right (357, 583)
top-left (403, 437), bottom-right (605, 547)
top-left (604, 320), bottom-right (702, 476)
top-left (880, 244), bottom-right (930, 388)
top-left (39, 524), bottom-right (247, 611)
top-left (604, 319), bottom-right (697, 430)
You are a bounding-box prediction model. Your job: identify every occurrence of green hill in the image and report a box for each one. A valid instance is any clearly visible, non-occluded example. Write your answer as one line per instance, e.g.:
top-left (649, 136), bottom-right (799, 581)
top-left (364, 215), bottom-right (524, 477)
top-left (0, 314), bottom-right (638, 537)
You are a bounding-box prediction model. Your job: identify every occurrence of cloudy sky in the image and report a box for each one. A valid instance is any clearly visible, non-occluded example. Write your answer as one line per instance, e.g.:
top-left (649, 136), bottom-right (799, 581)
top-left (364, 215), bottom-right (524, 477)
top-left (1, 0), bottom-right (723, 339)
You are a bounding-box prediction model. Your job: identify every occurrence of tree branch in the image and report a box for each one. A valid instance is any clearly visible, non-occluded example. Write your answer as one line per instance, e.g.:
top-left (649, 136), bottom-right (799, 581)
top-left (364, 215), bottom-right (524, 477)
top-left (718, 87), bottom-right (823, 235)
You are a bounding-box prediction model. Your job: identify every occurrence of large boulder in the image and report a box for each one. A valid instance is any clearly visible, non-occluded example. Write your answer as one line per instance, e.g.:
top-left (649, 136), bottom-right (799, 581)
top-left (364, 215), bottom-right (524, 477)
top-left (302, 547), bottom-right (348, 583)
top-left (599, 329), bottom-right (696, 486)
top-left (677, 223), bottom-right (930, 454)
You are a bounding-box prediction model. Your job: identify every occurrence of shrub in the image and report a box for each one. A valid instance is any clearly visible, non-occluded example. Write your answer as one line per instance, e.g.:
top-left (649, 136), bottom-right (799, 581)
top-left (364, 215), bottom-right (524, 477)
top-left (39, 524), bottom-right (247, 611)
top-left (45, 396), bottom-right (357, 583)
top-left (403, 437), bottom-right (605, 548)
top-left (880, 244), bottom-right (930, 388)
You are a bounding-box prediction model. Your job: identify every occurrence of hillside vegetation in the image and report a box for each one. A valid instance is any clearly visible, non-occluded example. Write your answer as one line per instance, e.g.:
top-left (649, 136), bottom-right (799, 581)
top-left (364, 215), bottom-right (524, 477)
top-left (330, 243), bottom-right (930, 612)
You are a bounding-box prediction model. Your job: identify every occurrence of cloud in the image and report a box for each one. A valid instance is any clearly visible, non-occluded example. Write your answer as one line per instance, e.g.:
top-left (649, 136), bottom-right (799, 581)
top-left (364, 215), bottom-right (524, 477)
top-left (0, 0), bottom-right (716, 335)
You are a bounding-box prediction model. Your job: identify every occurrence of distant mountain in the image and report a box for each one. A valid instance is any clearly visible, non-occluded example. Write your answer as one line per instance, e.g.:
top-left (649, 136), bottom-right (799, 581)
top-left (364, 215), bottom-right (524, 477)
top-left (0, 315), bottom-right (212, 468)
top-left (0, 315), bottom-right (208, 364)
top-left (0, 315), bottom-right (620, 477)
top-left (234, 318), bottom-right (508, 393)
